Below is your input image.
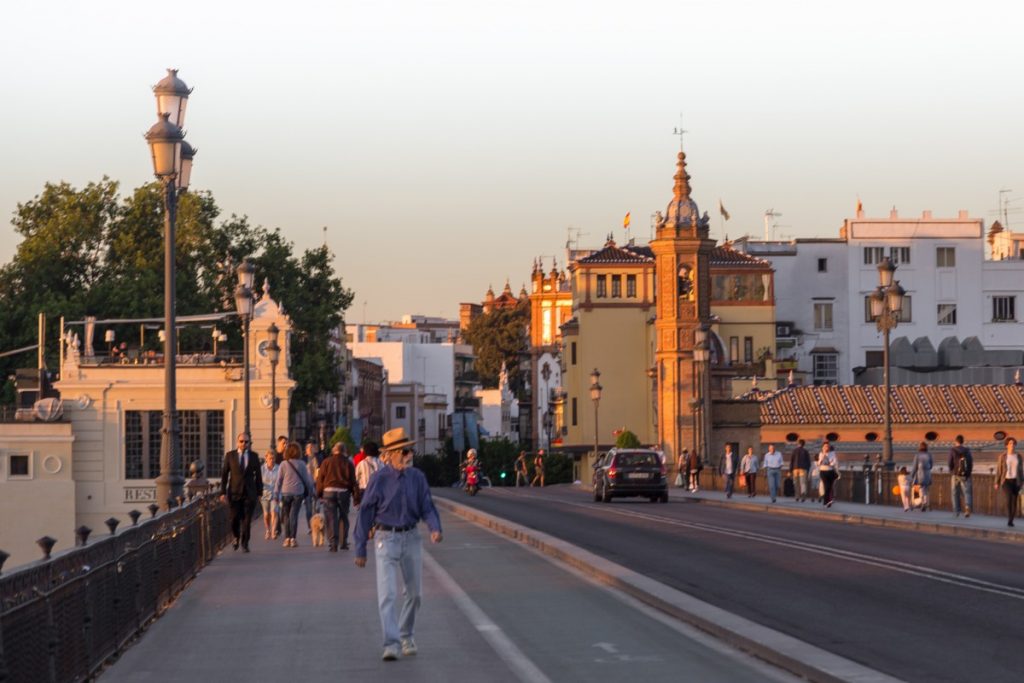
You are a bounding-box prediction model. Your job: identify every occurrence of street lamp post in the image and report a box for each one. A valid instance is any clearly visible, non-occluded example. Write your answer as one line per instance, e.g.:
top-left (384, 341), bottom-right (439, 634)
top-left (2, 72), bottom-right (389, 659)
top-left (870, 257), bottom-right (905, 469)
top-left (266, 323), bottom-right (281, 450)
top-left (693, 326), bottom-right (710, 465)
top-left (234, 260), bottom-right (256, 437)
top-left (590, 368), bottom-right (603, 471)
top-left (146, 69), bottom-right (194, 510)
top-left (542, 410), bottom-right (553, 451)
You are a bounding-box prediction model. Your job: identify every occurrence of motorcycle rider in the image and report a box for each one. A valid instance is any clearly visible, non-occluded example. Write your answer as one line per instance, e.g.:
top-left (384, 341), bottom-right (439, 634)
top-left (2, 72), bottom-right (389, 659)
top-left (464, 448), bottom-right (481, 494)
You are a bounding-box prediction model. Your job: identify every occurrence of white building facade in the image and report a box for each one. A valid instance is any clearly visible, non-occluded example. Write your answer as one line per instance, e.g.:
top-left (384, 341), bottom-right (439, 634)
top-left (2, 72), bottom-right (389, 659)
top-left (737, 208), bottom-right (1024, 385)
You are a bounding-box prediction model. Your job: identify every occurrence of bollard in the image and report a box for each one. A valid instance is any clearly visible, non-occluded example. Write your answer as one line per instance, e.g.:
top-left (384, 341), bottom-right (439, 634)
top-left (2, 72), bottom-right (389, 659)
top-left (75, 526), bottom-right (93, 547)
top-left (129, 509), bottom-right (142, 526)
top-left (37, 536), bottom-right (57, 560)
top-left (105, 518), bottom-right (120, 535)
top-left (148, 503), bottom-right (160, 518)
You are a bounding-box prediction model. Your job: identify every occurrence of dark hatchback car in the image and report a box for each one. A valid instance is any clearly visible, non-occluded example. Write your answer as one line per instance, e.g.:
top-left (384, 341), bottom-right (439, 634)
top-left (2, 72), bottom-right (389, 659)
top-left (593, 448), bottom-right (668, 503)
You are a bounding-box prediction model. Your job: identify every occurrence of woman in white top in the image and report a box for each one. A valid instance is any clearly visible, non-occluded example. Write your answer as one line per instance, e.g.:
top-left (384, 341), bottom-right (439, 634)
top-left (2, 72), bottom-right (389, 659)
top-left (817, 444), bottom-right (839, 508)
top-left (995, 437), bottom-right (1024, 527)
top-left (740, 447), bottom-right (759, 498)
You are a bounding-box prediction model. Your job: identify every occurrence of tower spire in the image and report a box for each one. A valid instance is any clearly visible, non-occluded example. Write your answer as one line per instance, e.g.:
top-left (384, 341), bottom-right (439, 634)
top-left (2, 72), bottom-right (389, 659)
top-left (673, 151), bottom-right (692, 201)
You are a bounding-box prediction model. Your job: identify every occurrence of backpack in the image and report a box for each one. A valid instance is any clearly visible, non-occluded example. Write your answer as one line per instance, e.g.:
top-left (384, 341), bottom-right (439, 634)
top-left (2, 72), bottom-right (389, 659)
top-left (954, 450), bottom-right (969, 477)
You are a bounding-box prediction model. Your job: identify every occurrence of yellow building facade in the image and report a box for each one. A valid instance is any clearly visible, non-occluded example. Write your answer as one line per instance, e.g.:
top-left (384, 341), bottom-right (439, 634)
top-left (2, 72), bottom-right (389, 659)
top-left (560, 241), bottom-right (658, 482)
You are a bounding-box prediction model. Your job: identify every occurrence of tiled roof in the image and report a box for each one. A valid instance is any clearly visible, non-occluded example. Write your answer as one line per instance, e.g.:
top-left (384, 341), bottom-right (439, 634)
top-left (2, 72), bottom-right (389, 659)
top-left (757, 384), bottom-right (1024, 425)
top-left (711, 245), bottom-right (772, 268)
top-left (578, 241), bottom-right (654, 265)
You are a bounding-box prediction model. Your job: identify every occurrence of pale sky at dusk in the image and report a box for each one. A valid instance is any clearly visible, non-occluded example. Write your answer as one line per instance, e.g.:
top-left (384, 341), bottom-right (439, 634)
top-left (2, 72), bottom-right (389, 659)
top-left (1, 0), bottom-right (1021, 322)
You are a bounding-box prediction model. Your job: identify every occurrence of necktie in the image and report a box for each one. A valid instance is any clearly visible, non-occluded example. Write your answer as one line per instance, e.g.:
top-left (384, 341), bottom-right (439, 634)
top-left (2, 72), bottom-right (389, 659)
top-left (241, 451), bottom-right (247, 470)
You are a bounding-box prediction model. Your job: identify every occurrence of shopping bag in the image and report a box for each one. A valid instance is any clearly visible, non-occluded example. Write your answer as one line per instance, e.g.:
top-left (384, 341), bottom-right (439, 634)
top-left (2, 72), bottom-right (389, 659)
top-left (738, 473), bottom-right (747, 488)
top-left (674, 472), bottom-right (684, 487)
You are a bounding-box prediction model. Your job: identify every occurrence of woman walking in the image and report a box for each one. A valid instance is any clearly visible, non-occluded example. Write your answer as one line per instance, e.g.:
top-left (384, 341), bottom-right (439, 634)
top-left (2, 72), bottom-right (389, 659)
top-left (260, 450), bottom-right (280, 539)
top-left (740, 447), bottom-right (759, 498)
top-left (995, 437), bottom-right (1023, 527)
top-left (910, 442), bottom-right (933, 511)
top-left (274, 442), bottom-right (316, 547)
top-left (817, 443), bottom-right (838, 508)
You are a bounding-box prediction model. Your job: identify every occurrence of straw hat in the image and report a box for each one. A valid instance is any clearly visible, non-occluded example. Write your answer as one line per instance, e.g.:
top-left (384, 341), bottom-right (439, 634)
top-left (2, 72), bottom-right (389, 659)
top-left (380, 427), bottom-right (415, 452)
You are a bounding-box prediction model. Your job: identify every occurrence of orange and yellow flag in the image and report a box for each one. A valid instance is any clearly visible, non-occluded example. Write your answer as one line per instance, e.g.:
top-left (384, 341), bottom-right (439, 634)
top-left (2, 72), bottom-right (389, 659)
top-left (623, 212), bottom-right (631, 229)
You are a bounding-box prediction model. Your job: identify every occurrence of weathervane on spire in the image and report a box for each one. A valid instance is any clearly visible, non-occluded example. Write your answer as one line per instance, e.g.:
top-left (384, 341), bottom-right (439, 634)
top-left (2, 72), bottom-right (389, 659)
top-left (673, 113), bottom-right (687, 152)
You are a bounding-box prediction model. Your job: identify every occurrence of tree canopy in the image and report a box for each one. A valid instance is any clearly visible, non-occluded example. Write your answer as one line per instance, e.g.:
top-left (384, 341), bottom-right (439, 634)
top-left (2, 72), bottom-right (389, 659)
top-left (0, 178), bottom-right (353, 418)
top-left (461, 301), bottom-right (529, 393)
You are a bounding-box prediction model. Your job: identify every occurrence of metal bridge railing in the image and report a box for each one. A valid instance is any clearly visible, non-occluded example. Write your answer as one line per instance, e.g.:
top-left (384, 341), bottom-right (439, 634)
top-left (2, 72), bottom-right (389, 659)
top-left (0, 492), bottom-right (230, 683)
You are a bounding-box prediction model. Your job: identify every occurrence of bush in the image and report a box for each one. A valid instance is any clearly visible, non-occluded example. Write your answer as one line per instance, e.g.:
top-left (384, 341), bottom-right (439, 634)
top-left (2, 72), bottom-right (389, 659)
top-left (615, 430), bottom-right (642, 449)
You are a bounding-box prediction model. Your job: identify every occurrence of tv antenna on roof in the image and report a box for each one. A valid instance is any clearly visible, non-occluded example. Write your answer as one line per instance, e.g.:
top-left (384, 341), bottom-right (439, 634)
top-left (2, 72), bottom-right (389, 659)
top-left (672, 113), bottom-right (687, 152)
top-left (763, 209), bottom-right (783, 240)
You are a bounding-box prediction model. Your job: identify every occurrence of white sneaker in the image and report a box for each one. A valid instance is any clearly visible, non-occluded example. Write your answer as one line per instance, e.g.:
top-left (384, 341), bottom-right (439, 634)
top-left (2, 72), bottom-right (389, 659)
top-left (382, 645), bottom-right (400, 661)
top-left (401, 638), bottom-right (417, 656)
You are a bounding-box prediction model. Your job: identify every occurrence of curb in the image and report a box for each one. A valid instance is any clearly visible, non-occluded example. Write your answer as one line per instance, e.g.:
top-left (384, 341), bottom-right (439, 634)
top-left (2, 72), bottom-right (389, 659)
top-left (436, 497), bottom-right (903, 683)
top-left (685, 495), bottom-right (1024, 544)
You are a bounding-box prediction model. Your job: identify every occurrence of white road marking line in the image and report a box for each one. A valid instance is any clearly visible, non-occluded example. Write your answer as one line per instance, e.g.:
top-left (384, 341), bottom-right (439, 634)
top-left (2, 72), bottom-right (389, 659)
top-left (497, 490), bottom-right (1024, 601)
top-left (423, 551), bottom-right (553, 683)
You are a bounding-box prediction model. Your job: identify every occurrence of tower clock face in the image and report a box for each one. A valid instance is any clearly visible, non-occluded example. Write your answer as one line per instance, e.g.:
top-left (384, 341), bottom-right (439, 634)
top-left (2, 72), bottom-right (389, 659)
top-left (257, 340), bottom-right (269, 357)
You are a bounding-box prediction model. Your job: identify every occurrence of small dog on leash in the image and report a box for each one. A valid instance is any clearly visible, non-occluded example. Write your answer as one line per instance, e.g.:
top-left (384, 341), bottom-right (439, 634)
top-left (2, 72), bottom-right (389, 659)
top-left (310, 512), bottom-right (326, 547)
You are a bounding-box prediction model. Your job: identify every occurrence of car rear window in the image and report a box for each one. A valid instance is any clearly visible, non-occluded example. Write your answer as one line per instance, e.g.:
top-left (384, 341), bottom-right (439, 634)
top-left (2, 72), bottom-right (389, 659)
top-left (614, 452), bottom-right (658, 467)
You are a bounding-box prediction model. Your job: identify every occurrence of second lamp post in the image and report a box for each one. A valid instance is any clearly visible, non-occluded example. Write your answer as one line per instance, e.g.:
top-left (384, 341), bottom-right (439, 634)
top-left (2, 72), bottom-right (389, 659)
top-left (869, 256), bottom-right (906, 469)
top-left (590, 368), bottom-right (603, 467)
top-left (266, 323), bottom-right (281, 450)
top-left (234, 260), bottom-right (256, 437)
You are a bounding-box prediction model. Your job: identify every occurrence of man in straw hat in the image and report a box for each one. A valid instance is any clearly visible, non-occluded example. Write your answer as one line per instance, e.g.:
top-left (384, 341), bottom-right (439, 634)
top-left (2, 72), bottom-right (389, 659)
top-left (354, 427), bottom-right (443, 661)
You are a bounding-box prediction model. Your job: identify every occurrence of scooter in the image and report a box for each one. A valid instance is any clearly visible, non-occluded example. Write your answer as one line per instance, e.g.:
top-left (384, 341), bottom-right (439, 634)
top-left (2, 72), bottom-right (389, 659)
top-left (464, 462), bottom-right (481, 496)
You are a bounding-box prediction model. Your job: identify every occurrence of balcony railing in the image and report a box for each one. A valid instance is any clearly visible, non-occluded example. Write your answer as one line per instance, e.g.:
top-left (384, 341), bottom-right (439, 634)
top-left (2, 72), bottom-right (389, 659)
top-left (0, 492), bottom-right (230, 682)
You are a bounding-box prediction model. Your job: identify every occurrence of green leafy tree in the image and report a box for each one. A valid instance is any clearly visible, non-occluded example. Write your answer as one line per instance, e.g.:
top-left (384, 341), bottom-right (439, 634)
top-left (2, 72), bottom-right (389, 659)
top-left (615, 430), bottom-right (642, 449)
top-left (0, 180), bottom-right (354, 415)
top-left (461, 300), bottom-right (529, 391)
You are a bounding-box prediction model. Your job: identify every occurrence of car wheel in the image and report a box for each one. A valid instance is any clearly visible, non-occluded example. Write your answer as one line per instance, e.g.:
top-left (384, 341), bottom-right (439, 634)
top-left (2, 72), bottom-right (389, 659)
top-left (593, 485), bottom-right (601, 502)
top-left (660, 491), bottom-right (669, 503)
top-left (649, 495), bottom-right (658, 503)
top-left (601, 482), bottom-right (612, 503)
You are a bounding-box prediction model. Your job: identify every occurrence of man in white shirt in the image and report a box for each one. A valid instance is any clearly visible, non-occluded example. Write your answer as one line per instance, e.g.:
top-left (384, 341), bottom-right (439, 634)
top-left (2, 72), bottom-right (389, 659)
top-left (354, 441), bottom-right (382, 507)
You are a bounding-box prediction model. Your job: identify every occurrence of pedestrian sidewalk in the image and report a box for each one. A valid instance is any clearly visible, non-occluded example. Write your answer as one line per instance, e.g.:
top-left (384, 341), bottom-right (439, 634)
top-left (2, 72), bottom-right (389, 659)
top-left (677, 487), bottom-right (1024, 543)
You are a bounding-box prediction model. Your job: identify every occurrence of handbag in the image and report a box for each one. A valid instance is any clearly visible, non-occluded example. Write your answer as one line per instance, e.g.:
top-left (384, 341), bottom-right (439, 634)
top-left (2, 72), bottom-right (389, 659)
top-left (738, 473), bottom-right (747, 488)
top-left (286, 460), bottom-right (312, 498)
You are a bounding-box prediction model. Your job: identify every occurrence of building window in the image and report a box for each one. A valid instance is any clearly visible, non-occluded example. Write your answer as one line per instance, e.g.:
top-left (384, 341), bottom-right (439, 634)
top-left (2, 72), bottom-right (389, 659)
top-left (729, 337), bottom-right (739, 365)
top-left (438, 415), bottom-right (446, 439)
top-left (813, 302), bottom-right (833, 331)
top-left (812, 353), bottom-right (839, 386)
top-left (993, 296), bottom-right (1016, 322)
top-left (626, 274), bottom-right (637, 298)
top-left (571, 342), bottom-right (577, 365)
top-left (865, 350), bottom-right (883, 367)
top-left (863, 247), bottom-right (885, 265)
top-left (9, 454), bottom-right (30, 477)
top-left (937, 303), bottom-right (957, 326)
top-left (743, 337), bottom-right (754, 363)
top-left (125, 410), bottom-right (223, 479)
top-left (897, 295), bottom-right (912, 323)
top-left (571, 397), bottom-right (578, 426)
top-left (889, 246), bottom-right (910, 264)
top-left (817, 258), bottom-right (827, 272)
top-left (611, 274), bottom-right (621, 298)
top-left (596, 274), bottom-right (607, 298)
top-left (395, 405), bottom-right (407, 420)
top-left (936, 247), bottom-right (956, 268)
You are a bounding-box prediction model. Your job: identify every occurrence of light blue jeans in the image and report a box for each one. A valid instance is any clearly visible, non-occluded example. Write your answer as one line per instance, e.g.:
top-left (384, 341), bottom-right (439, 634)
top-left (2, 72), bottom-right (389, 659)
top-left (375, 528), bottom-right (423, 647)
top-left (767, 468), bottom-right (782, 500)
top-left (951, 476), bottom-right (973, 514)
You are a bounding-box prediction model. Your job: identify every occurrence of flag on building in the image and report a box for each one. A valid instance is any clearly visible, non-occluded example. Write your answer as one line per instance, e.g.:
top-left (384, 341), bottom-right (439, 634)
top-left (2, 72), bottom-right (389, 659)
top-left (856, 197), bottom-right (863, 214)
top-left (718, 200), bottom-right (730, 221)
top-left (623, 212), bottom-right (631, 229)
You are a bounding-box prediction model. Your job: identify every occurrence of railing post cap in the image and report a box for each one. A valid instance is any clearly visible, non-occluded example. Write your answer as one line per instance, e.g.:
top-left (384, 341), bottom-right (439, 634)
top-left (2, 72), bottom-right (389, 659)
top-left (37, 536), bottom-right (57, 559)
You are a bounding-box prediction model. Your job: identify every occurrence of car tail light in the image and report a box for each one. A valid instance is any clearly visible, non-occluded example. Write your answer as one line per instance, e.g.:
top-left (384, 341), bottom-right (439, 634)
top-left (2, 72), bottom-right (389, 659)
top-left (608, 467), bottom-right (617, 478)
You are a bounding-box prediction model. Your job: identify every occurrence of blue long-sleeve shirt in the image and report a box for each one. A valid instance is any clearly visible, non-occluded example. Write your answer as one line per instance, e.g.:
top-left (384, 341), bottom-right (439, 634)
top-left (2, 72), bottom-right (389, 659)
top-left (354, 465), bottom-right (442, 558)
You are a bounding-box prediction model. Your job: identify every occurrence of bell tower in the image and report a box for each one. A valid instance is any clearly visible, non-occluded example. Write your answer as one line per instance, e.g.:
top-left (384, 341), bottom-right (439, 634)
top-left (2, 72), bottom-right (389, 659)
top-left (649, 151), bottom-right (714, 463)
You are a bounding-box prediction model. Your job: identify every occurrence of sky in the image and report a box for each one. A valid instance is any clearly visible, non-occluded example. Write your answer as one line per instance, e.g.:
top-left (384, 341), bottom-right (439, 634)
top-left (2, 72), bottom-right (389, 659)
top-left (2, 0), bottom-right (1022, 322)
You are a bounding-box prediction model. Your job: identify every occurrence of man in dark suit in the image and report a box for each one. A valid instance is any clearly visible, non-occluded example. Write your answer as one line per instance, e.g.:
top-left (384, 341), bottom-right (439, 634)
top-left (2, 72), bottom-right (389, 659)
top-left (220, 432), bottom-right (262, 552)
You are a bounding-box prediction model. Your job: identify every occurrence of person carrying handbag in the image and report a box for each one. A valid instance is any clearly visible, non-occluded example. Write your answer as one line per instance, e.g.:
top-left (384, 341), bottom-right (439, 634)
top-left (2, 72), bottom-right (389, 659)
top-left (273, 442), bottom-right (316, 547)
